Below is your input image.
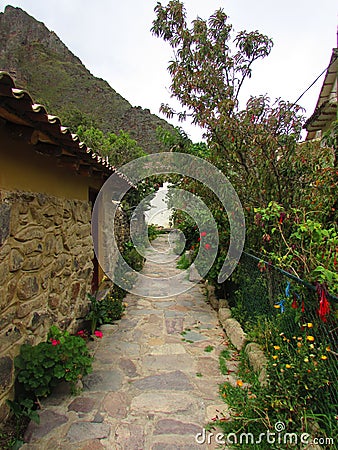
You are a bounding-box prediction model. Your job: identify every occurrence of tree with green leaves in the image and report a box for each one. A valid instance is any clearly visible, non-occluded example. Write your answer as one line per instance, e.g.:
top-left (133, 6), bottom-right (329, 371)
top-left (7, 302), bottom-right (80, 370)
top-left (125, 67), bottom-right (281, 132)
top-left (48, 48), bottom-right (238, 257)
top-left (152, 1), bottom-right (337, 288)
top-left (75, 125), bottom-right (146, 168)
top-left (151, 1), bottom-right (306, 209)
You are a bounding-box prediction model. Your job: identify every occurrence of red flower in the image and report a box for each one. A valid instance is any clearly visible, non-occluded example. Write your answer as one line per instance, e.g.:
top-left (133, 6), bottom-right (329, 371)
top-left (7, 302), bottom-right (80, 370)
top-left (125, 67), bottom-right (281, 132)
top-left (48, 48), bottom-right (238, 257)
top-left (204, 243), bottom-right (211, 250)
top-left (94, 330), bottom-right (103, 338)
top-left (200, 231), bottom-right (207, 237)
top-left (50, 339), bottom-right (60, 346)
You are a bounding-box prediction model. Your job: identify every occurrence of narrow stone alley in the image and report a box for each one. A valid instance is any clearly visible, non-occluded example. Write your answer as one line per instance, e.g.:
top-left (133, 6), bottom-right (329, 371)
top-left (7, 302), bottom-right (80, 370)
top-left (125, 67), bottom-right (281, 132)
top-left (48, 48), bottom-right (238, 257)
top-left (22, 235), bottom-right (232, 450)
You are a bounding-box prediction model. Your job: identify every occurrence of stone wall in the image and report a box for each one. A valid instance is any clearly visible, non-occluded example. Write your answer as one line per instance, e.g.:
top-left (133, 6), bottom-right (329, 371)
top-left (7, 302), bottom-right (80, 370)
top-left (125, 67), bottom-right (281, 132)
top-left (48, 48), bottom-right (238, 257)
top-left (0, 189), bottom-right (95, 419)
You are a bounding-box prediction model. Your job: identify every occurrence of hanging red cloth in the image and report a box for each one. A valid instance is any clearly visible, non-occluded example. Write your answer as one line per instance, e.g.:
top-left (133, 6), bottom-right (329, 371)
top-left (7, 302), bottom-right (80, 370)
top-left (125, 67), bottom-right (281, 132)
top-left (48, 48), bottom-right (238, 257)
top-left (316, 283), bottom-right (330, 322)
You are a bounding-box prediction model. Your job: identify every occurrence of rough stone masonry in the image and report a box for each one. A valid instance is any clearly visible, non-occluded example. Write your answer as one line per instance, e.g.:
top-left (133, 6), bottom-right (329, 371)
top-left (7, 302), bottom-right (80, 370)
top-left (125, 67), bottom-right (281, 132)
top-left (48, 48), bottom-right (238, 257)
top-left (0, 189), bottom-right (94, 419)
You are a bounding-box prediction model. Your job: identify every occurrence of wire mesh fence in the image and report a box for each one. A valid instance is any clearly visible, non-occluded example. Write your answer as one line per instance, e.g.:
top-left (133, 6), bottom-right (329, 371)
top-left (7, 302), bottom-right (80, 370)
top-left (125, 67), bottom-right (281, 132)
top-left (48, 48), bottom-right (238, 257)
top-left (221, 250), bottom-right (338, 410)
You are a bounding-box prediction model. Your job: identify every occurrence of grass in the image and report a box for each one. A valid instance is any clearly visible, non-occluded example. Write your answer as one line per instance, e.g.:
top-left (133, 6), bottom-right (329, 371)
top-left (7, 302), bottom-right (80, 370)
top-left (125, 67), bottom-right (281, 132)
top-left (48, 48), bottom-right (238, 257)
top-left (204, 345), bottom-right (214, 352)
top-left (218, 347), bottom-right (232, 375)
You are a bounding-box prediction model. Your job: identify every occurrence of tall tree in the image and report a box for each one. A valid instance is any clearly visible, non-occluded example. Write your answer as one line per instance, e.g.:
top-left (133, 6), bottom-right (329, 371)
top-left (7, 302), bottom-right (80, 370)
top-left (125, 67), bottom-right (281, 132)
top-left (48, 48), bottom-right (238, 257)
top-left (151, 1), bottom-right (305, 209)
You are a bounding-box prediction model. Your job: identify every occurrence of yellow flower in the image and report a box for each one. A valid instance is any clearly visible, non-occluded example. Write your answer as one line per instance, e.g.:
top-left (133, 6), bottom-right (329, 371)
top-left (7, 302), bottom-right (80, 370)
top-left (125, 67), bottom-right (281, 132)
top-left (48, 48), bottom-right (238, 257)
top-left (326, 346), bottom-right (331, 352)
top-left (273, 345), bottom-right (280, 350)
top-left (272, 355), bottom-right (278, 360)
top-left (285, 364), bottom-right (292, 369)
top-left (304, 357), bottom-right (309, 362)
top-left (274, 304), bottom-right (281, 309)
top-left (236, 380), bottom-right (243, 387)
top-left (306, 336), bottom-right (315, 342)
top-left (321, 355), bottom-right (328, 360)
top-left (307, 323), bottom-right (313, 328)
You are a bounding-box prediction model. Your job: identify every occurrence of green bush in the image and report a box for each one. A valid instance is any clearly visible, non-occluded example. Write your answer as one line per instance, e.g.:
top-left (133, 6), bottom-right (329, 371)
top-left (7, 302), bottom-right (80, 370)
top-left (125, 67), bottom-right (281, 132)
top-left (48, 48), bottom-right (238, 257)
top-left (86, 291), bottom-right (125, 334)
top-left (177, 253), bottom-right (191, 269)
top-left (148, 224), bottom-right (160, 242)
top-left (216, 321), bottom-right (337, 447)
top-left (14, 326), bottom-right (92, 399)
top-left (123, 241), bottom-right (145, 272)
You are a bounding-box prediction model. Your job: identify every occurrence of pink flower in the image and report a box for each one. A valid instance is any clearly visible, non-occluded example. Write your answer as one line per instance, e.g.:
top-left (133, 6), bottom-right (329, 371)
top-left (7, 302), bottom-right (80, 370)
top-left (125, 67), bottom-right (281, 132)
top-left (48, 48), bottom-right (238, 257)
top-left (94, 330), bottom-right (103, 338)
top-left (204, 243), bottom-right (211, 250)
top-left (50, 339), bottom-right (60, 346)
top-left (200, 231), bottom-right (207, 237)
top-left (77, 330), bottom-right (85, 336)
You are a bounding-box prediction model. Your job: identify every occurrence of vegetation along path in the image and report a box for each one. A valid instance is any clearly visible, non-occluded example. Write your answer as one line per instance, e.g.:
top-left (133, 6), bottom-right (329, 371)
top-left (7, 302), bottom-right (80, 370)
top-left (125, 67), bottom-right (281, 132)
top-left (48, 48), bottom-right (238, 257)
top-left (22, 234), bottom-right (235, 450)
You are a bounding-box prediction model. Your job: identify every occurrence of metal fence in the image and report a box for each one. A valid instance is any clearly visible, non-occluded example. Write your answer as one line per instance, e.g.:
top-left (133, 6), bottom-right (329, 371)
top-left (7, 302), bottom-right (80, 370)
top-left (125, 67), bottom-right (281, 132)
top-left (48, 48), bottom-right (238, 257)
top-left (221, 250), bottom-right (338, 410)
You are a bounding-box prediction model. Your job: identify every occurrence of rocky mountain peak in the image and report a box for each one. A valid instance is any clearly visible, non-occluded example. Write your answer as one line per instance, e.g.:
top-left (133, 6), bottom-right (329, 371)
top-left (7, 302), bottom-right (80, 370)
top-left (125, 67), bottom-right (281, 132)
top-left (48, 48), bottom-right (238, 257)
top-left (0, 5), bottom-right (173, 153)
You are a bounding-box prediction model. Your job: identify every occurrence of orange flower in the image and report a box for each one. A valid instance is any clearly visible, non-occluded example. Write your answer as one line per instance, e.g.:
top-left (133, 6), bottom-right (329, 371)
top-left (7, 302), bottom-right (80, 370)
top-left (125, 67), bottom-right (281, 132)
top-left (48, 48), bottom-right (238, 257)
top-left (236, 380), bottom-right (243, 387)
top-left (321, 355), bottom-right (328, 360)
top-left (273, 345), bottom-right (280, 350)
top-left (306, 336), bottom-right (315, 342)
top-left (272, 355), bottom-right (278, 360)
top-left (285, 364), bottom-right (292, 369)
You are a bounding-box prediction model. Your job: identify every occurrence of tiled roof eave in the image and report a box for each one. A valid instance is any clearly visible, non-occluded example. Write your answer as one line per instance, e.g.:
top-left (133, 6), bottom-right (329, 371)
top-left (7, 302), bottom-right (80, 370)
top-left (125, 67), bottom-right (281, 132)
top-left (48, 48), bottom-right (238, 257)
top-left (304, 99), bottom-right (337, 131)
top-left (0, 71), bottom-right (135, 188)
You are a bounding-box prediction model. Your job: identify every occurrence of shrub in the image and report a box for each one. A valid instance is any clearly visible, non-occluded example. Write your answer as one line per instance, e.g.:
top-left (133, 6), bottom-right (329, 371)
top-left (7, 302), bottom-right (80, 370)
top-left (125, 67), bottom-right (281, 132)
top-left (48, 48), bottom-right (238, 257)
top-left (216, 320), bottom-right (337, 446)
top-left (177, 253), bottom-right (191, 269)
top-left (148, 224), bottom-right (160, 242)
top-left (86, 292), bottom-right (125, 334)
top-left (14, 326), bottom-right (93, 399)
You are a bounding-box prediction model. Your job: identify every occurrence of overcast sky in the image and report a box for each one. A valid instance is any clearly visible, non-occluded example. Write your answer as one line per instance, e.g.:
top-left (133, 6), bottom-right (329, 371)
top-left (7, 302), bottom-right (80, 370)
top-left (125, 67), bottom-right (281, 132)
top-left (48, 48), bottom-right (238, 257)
top-left (1, 0), bottom-right (337, 141)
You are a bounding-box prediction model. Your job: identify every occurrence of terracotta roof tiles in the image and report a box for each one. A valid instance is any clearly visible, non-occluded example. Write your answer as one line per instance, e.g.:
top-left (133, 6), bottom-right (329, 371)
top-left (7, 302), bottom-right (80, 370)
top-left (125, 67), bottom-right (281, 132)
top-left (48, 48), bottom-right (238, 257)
top-left (0, 71), bottom-right (133, 186)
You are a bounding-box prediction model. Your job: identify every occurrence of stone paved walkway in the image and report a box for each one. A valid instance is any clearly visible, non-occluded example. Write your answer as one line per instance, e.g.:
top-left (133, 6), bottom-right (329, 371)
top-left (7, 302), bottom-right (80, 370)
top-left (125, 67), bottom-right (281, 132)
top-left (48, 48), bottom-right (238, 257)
top-left (22, 235), bottom-right (232, 450)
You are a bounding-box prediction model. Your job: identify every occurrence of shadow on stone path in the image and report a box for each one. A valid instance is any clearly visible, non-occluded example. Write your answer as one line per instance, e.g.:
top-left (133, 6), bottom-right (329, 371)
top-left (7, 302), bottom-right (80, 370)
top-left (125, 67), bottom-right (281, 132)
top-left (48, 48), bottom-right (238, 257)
top-left (22, 235), bottom-right (232, 450)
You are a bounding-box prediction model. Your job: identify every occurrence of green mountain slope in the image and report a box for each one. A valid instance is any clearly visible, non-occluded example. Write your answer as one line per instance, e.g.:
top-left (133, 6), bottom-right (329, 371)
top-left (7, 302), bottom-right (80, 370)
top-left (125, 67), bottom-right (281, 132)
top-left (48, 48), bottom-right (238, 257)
top-left (0, 5), bottom-right (174, 153)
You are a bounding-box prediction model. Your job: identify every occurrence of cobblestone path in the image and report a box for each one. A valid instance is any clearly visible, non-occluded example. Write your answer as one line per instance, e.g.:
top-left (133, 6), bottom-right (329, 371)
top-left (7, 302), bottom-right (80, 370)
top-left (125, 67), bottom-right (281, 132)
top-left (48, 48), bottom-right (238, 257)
top-left (22, 235), bottom-right (231, 449)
